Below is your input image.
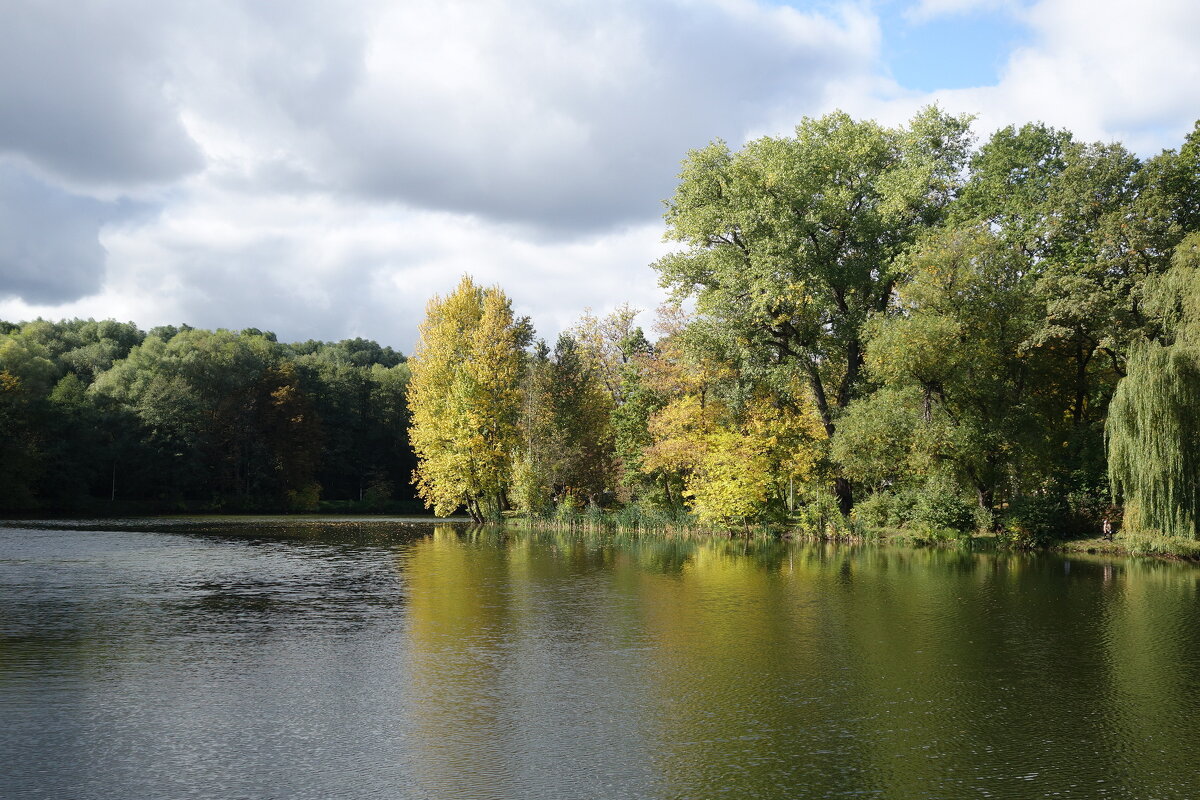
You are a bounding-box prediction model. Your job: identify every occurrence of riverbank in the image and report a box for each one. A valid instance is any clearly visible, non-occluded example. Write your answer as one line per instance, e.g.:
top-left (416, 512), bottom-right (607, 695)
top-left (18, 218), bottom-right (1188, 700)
top-left (12, 505), bottom-right (1198, 564)
top-left (509, 510), bottom-right (1200, 564)
top-left (879, 526), bottom-right (1200, 563)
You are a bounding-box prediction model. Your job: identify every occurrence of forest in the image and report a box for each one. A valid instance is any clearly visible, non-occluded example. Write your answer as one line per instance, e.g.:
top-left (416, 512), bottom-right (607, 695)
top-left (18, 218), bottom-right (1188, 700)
top-left (0, 320), bottom-right (415, 513)
top-left (407, 109), bottom-right (1200, 548)
top-left (4, 108), bottom-right (1199, 547)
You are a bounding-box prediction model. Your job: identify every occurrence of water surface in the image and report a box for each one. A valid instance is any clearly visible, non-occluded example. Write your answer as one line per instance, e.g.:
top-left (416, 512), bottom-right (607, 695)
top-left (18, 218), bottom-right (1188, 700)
top-left (3, 518), bottom-right (1200, 799)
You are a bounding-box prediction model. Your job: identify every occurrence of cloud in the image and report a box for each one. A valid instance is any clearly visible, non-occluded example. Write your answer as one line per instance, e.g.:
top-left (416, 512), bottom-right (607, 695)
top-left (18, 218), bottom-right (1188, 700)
top-left (157, 0), bottom-right (879, 233)
top-left (0, 183), bottom-right (672, 353)
top-left (2, 0), bottom-right (1197, 351)
top-left (0, 1), bottom-right (203, 190)
top-left (0, 160), bottom-right (111, 304)
top-left (321, 0), bottom-right (878, 231)
top-left (0, 0), bottom-right (875, 231)
top-left (1001, 0), bottom-right (1200, 150)
top-left (861, 0), bottom-right (1200, 154)
top-left (0, 0), bottom-right (883, 342)
top-left (906, 0), bottom-right (1023, 22)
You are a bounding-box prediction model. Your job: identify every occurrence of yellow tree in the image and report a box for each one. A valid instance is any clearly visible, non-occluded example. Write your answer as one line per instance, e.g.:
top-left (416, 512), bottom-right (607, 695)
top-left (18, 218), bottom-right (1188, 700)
top-left (408, 276), bottom-right (524, 521)
top-left (685, 393), bottom-right (827, 527)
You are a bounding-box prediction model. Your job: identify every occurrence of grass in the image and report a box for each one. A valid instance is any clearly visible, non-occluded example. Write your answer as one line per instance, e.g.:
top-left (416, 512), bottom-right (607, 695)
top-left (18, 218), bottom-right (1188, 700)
top-left (497, 504), bottom-right (1200, 564)
top-left (1059, 533), bottom-right (1200, 560)
top-left (507, 501), bottom-right (872, 542)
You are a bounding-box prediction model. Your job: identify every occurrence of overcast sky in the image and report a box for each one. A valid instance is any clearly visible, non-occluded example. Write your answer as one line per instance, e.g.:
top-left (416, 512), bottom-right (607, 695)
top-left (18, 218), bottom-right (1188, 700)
top-left (1, 0), bottom-right (1197, 352)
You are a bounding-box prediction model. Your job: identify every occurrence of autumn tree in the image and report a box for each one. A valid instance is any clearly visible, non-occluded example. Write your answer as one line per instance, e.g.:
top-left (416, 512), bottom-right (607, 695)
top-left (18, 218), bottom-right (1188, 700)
top-left (407, 276), bottom-right (525, 521)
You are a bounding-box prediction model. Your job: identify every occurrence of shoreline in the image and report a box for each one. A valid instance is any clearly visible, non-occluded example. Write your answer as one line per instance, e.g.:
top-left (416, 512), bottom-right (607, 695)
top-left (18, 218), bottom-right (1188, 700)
top-left (5, 511), bottom-right (1199, 565)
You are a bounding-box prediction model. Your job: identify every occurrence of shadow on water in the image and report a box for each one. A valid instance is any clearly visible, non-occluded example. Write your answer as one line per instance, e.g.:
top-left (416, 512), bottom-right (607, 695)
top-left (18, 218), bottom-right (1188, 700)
top-left (4, 515), bottom-right (454, 546)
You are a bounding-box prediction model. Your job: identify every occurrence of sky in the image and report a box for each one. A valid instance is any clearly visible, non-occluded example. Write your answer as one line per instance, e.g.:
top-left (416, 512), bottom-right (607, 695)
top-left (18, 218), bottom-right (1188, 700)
top-left (1, 0), bottom-right (1197, 353)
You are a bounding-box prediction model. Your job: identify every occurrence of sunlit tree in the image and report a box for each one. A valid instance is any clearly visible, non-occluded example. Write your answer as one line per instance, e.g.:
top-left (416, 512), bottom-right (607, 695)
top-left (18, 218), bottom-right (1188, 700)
top-left (408, 276), bottom-right (525, 521)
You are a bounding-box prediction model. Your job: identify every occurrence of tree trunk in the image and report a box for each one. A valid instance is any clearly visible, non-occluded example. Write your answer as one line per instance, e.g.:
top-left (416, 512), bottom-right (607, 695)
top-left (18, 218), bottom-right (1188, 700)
top-left (976, 486), bottom-right (994, 511)
top-left (834, 477), bottom-right (853, 516)
top-left (1073, 341), bottom-right (1091, 426)
top-left (837, 339), bottom-right (863, 410)
top-left (805, 361), bottom-right (836, 437)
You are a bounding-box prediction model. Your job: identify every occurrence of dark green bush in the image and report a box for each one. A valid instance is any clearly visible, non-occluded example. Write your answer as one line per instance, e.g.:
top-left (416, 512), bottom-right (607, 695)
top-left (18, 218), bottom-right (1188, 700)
top-left (912, 481), bottom-right (975, 535)
top-left (1000, 494), bottom-right (1068, 547)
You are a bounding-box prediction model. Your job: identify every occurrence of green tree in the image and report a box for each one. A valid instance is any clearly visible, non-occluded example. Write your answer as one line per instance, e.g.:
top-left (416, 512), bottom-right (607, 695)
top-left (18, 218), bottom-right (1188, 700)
top-left (861, 227), bottom-right (1040, 509)
top-left (93, 327), bottom-right (320, 508)
top-left (0, 368), bottom-right (41, 509)
top-left (1108, 233), bottom-right (1200, 538)
top-left (948, 122), bottom-right (1199, 514)
top-left (655, 106), bottom-right (973, 512)
top-left (545, 333), bottom-right (615, 504)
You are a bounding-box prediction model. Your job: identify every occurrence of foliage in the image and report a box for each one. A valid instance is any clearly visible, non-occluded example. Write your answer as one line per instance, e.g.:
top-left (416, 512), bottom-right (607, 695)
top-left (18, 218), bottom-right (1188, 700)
top-left (4, 113), bottom-right (1197, 545)
top-left (0, 318), bottom-right (414, 513)
top-left (685, 429), bottom-right (772, 526)
top-left (1108, 234), bottom-right (1200, 538)
top-left (910, 476), bottom-right (977, 536)
top-left (1000, 495), bottom-right (1069, 548)
top-left (655, 106), bottom-right (974, 511)
top-left (407, 276), bottom-right (524, 521)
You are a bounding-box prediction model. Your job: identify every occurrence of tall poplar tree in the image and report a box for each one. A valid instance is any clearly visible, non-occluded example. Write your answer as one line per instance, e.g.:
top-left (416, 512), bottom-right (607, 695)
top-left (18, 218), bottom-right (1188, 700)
top-left (407, 276), bottom-right (525, 521)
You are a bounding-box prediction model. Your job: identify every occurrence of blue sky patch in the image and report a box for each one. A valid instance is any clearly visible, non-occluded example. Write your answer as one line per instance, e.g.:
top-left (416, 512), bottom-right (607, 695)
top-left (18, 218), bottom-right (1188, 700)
top-left (878, 2), bottom-right (1031, 91)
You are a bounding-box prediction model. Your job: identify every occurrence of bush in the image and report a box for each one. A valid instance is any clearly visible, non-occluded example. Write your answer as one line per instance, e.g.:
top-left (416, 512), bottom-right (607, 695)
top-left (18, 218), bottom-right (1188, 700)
top-left (286, 482), bottom-right (321, 512)
top-left (886, 489), bottom-right (921, 528)
top-left (794, 490), bottom-right (855, 538)
top-left (850, 489), bottom-right (922, 530)
top-left (851, 492), bottom-right (892, 529)
top-left (361, 479), bottom-right (393, 512)
top-left (911, 481), bottom-right (975, 535)
top-left (1000, 494), bottom-right (1068, 548)
top-left (971, 504), bottom-right (995, 533)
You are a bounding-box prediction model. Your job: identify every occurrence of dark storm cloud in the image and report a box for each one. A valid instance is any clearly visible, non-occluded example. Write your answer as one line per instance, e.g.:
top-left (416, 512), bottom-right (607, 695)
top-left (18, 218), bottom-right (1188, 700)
top-left (0, 1), bottom-right (202, 187)
top-left (0, 161), bottom-right (109, 303)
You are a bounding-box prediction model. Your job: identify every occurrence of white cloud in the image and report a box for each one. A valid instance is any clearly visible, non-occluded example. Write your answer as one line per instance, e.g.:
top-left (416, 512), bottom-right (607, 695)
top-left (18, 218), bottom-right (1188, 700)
top-left (0, 180), bottom-right (674, 352)
top-left (186, 0), bottom-right (879, 231)
top-left (0, 0), bottom-right (882, 343)
top-left (855, 0), bottom-right (1200, 154)
top-left (0, 0), bottom-right (1196, 350)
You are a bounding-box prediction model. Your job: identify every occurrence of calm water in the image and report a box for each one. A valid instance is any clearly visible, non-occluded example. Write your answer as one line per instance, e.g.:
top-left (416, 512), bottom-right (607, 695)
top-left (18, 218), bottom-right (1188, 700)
top-left (3, 519), bottom-right (1200, 799)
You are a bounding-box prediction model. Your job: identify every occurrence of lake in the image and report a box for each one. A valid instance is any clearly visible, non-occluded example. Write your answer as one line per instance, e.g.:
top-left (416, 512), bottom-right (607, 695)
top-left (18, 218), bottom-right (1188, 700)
top-left (2, 518), bottom-right (1199, 799)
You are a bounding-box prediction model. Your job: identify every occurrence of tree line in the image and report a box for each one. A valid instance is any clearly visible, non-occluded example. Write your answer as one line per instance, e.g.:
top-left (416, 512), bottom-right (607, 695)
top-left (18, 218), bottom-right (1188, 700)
top-left (408, 108), bottom-right (1200, 543)
top-left (4, 108), bottom-right (1196, 540)
top-left (0, 320), bottom-right (416, 513)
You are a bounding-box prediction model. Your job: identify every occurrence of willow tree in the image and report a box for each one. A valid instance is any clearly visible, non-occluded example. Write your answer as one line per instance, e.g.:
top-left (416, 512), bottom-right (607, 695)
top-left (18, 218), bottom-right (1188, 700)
top-left (654, 106), bottom-right (974, 512)
top-left (407, 276), bottom-right (525, 521)
top-left (1107, 234), bottom-right (1200, 538)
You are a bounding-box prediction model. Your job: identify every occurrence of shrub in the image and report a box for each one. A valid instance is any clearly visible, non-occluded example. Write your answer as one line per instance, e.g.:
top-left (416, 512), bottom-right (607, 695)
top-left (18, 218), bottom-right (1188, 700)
top-left (911, 481), bottom-right (975, 535)
top-left (1000, 494), bottom-right (1068, 548)
top-left (851, 491), bottom-right (892, 529)
top-left (286, 481), bottom-right (321, 512)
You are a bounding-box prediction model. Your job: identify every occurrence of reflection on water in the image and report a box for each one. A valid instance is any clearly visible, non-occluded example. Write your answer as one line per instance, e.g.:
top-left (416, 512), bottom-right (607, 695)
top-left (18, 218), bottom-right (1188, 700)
top-left (2, 520), bottom-right (1200, 799)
